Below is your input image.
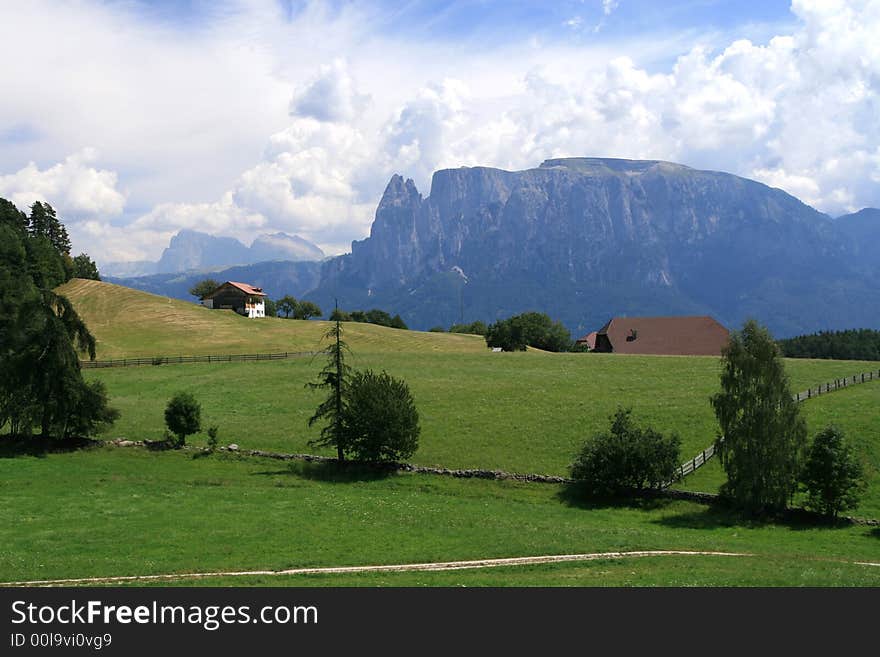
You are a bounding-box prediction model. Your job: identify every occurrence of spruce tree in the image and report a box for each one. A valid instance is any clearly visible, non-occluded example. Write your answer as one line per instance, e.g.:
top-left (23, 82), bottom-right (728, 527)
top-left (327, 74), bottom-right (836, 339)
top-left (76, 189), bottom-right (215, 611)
top-left (306, 303), bottom-right (351, 462)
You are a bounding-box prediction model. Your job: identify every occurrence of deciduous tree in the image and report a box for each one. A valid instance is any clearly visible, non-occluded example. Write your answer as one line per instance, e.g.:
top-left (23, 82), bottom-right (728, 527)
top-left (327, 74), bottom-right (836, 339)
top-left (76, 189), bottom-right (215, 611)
top-left (293, 300), bottom-right (322, 320)
top-left (164, 392), bottom-right (202, 447)
top-left (277, 295), bottom-right (298, 318)
top-left (800, 426), bottom-right (864, 518)
top-left (189, 279), bottom-right (219, 301)
top-left (342, 370), bottom-right (420, 462)
top-left (570, 407), bottom-right (680, 496)
top-left (711, 319), bottom-right (807, 513)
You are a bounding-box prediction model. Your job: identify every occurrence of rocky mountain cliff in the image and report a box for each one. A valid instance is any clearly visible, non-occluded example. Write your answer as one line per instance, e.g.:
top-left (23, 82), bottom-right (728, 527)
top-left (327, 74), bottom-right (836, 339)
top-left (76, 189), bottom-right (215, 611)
top-left (309, 157), bottom-right (880, 337)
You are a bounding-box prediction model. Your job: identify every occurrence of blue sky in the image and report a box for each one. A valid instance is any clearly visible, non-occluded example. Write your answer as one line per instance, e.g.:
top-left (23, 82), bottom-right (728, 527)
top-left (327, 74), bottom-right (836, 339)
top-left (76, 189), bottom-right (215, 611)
top-left (0, 1), bottom-right (877, 264)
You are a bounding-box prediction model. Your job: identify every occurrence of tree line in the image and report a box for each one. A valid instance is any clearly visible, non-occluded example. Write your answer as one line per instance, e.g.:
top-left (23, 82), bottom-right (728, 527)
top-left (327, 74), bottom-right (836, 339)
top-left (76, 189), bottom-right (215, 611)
top-left (0, 197), bottom-right (116, 440)
top-left (779, 328), bottom-right (880, 361)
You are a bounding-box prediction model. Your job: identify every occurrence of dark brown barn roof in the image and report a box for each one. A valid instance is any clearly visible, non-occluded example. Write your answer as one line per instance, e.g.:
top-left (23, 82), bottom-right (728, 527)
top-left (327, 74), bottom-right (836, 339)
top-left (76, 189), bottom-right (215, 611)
top-left (575, 331), bottom-right (598, 349)
top-left (594, 316), bottom-right (729, 356)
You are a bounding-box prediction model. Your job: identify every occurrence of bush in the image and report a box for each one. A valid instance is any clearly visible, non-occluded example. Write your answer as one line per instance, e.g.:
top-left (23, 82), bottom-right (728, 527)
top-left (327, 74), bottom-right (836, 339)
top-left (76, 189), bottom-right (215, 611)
top-left (64, 380), bottom-right (120, 439)
top-left (341, 370), bottom-right (420, 462)
top-left (450, 321), bottom-right (487, 336)
top-left (164, 392), bottom-right (201, 447)
top-left (206, 425), bottom-right (219, 451)
top-left (485, 312), bottom-right (571, 352)
top-left (570, 408), bottom-right (681, 496)
top-left (800, 426), bottom-right (864, 518)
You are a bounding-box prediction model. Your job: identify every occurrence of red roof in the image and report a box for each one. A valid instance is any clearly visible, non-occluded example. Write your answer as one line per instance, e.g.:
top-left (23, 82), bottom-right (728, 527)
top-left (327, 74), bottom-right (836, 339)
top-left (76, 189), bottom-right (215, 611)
top-left (575, 331), bottom-right (598, 349)
top-left (594, 316), bottom-right (728, 356)
top-left (205, 281), bottom-right (266, 299)
top-left (226, 281), bottom-right (265, 296)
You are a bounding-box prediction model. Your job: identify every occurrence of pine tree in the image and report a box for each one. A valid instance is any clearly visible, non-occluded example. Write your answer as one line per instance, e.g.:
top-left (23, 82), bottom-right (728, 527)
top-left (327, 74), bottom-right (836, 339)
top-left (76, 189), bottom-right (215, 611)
top-left (306, 303), bottom-right (351, 462)
top-left (44, 203), bottom-right (71, 255)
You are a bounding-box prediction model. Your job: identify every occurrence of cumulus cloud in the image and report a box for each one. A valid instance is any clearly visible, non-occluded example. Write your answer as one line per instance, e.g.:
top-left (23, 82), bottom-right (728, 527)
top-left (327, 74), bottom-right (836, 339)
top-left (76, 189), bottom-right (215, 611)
top-left (290, 59), bottom-right (371, 123)
top-left (383, 79), bottom-right (471, 192)
top-left (0, 148), bottom-right (125, 217)
top-left (3, 0), bottom-right (880, 263)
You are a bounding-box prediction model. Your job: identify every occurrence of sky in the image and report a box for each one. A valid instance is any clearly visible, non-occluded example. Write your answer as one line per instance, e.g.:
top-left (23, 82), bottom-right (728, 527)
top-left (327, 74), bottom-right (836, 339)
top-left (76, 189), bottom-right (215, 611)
top-left (0, 0), bottom-right (878, 264)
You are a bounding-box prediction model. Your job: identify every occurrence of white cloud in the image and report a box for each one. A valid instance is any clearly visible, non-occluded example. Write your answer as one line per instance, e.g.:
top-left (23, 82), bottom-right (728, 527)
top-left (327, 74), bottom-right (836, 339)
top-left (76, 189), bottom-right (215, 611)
top-left (3, 0), bottom-right (880, 263)
top-left (290, 59), bottom-right (371, 123)
top-left (0, 148), bottom-right (125, 217)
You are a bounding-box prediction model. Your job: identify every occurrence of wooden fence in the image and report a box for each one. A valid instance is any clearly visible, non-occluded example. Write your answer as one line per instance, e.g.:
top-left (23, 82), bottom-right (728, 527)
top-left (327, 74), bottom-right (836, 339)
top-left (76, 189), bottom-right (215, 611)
top-left (668, 368), bottom-right (880, 484)
top-left (80, 351), bottom-right (317, 369)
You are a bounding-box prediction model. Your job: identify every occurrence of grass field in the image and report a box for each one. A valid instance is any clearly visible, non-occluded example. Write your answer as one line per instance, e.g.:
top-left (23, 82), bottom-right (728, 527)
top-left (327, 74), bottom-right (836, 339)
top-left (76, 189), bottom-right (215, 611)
top-left (85, 353), bottom-right (880, 506)
top-left (57, 279), bottom-right (486, 358)
top-left (1, 448), bottom-right (878, 586)
top-left (11, 279), bottom-right (873, 587)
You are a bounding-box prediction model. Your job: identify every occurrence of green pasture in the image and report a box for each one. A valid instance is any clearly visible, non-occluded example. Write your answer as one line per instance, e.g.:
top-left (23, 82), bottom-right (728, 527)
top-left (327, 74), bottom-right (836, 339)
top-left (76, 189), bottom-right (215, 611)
top-left (1, 448), bottom-right (877, 586)
top-left (85, 352), bottom-right (879, 481)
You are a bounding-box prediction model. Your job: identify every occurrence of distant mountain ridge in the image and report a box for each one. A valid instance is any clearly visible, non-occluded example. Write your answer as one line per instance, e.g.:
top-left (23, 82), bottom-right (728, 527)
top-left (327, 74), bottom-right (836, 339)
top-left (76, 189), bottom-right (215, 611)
top-left (105, 157), bottom-right (880, 338)
top-left (107, 259), bottom-right (322, 304)
top-left (304, 157), bottom-right (880, 337)
top-left (101, 229), bottom-right (324, 277)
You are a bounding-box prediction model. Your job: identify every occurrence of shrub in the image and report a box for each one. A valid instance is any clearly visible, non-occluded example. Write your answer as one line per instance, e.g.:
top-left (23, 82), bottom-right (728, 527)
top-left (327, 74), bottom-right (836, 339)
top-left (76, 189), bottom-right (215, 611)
top-left (164, 392), bottom-right (201, 447)
top-left (341, 370), bottom-right (420, 462)
top-left (485, 312), bottom-right (571, 352)
top-left (206, 425), bottom-right (219, 451)
top-left (450, 321), bottom-right (487, 336)
top-left (570, 407), bottom-right (681, 496)
top-left (64, 380), bottom-right (120, 439)
top-left (800, 426), bottom-right (864, 518)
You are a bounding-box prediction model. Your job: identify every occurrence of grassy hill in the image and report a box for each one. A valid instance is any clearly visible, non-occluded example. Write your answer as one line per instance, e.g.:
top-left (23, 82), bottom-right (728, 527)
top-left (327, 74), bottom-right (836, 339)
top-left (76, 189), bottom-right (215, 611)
top-left (58, 279), bottom-right (486, 359)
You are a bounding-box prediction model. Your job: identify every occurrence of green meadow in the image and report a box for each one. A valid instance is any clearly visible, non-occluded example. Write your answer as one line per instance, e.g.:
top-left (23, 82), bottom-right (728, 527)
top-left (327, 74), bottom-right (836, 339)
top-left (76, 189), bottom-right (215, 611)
top-left (0, 448), bottom-right (877, 586)
top-left (3, 279), bottom-right (877, 587)
top-left (85, 354), bottom-right (880, 495)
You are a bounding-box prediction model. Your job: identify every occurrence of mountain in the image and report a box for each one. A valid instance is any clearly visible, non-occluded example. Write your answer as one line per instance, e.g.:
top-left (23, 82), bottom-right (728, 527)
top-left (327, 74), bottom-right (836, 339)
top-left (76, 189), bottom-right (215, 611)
top-left (835, 208), bottom-right (880, 262)
top-left (156, 229), bottom-right (253, 273)
top-left (106, 260), bottom-right (322, 303)
top-left (307, 157), bottom-right (880, 337)
top-left (249, 232), bottom-right (325, 263)
top-left (101, 229), bottom-right (325, 277)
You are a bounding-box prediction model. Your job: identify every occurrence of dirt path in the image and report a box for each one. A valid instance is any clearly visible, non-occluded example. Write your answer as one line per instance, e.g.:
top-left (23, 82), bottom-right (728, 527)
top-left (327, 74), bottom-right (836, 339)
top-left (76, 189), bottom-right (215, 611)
top-left (6, 549), bottom-right (880, 587)
top-left (0, 551), bottom-right (753, 586)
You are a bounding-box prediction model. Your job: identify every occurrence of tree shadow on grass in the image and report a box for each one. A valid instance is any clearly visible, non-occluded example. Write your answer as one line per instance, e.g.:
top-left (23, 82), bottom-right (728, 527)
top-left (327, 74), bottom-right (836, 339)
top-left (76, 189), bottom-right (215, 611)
top-left (252, 460), bottom-right (398, 483)
top-left (0, 435), bottom-right (97, 459)
top-left (869, 527), bottom-right (880, 539)
top-left (654, 505), bottom-right (857, 532)
top-left (557, 482), bottom-right (674, 512)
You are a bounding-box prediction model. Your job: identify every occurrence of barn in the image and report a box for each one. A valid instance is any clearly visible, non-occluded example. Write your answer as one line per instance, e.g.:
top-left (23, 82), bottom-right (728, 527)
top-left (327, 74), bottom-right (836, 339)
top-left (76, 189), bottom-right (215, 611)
top-left (575, 331), bottom-right (598, 350)
top-left (592, 316), bottom-right (729, 356)
top-left (202, 281), bottom-right (267, 318)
